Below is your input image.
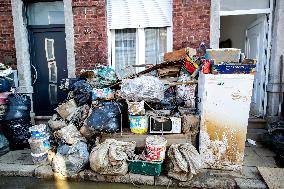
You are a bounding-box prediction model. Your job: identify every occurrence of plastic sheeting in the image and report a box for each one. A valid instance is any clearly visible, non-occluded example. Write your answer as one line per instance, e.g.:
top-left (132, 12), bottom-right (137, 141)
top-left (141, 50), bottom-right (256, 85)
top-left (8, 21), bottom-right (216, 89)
top-left (89, 139), bottom-right (136, 175)
top-left (167, 143), bottom-right (203, 181)
top-left (121, 76), bottom-right (165, 102)
top-left (52, 141), bottom-right (89, 177)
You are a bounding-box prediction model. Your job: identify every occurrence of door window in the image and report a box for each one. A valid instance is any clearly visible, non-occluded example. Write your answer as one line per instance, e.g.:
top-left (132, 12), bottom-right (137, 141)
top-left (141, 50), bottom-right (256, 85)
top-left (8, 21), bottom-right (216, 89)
top-left (27, 1), bottom-right (64, 25)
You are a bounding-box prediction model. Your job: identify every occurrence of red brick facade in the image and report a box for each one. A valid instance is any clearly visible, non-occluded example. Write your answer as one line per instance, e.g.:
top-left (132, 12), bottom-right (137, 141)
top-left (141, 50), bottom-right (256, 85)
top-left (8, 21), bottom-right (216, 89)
top-left (173, 0), bottom-right (210, 50)
top-left (72, 0), bottom-right (108, 75)
top-left (0, 0), bottom-right (211, 73)
top-left (0, 0), bottom-right (16, 69)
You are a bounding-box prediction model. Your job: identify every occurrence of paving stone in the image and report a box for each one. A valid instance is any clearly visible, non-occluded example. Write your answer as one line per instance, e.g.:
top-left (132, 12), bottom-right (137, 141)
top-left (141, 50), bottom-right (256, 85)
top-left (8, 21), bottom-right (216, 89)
top-left (82, 169), bottom-right (154, 185)
top-left (241, 166), bottom-right (262, 179)
top-left (178, 172), bottom-right (236, 189)
top-left (0, 163), bottom-right (38, 177)
top-left (0, 149), bottom-right (34, 165)
top-left (253, 147), bottom-right (276, 157)
top-left (154, 175), bottom-right (179, 187)
top-left (34, 165), bottom-right (54, 179)
top-left (235, 178), bottom-right (267, 189)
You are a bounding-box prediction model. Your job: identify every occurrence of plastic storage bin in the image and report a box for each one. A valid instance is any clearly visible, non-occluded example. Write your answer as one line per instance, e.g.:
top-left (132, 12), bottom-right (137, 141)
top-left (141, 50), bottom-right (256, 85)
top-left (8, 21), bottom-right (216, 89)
top-left (128, 160), bottom-right (163, 176)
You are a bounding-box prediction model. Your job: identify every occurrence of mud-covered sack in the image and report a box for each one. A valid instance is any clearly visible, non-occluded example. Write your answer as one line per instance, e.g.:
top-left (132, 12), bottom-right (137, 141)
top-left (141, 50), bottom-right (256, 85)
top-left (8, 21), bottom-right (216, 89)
top-left (55, 99), bottom-right (77, 120)
top-left (72, 80), bottom-right (92, 106)
top-left (0, 133), bottom-right (9, 155)
top-left (68, 104), bottom-right (90, 129)
top-left (2, 118), bottom-right (31, 150)
top-left (48, 114), bottom-right (67, 131)
top-left (167, 143), bottom-right (203, 181)
top-left (85, 102), bottom-right (121, 133)
top-left (52, 141), bottom-right (89, 177)
top-left (54, 124), bottom-right (86, 145)
top-left (89, 139), bottom-right (136, 175)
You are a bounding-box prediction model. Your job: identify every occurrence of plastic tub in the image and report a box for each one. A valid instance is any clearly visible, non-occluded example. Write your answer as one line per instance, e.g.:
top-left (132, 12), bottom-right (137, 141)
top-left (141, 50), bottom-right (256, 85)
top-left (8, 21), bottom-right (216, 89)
top-left (28, 137), bottom-right (50, 154)
top-left (145, 135), bottom-right (167, 161)
top-left (129, 115), bottom-right (148, 134)
top-left (128, 160), bottom-right (163, 176)
top-left (29, 124), bottom-right (48, 138)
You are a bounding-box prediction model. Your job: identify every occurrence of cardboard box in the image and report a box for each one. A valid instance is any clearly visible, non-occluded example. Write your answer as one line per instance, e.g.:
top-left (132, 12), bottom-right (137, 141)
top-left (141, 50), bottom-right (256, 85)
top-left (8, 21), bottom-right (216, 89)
top-left (206, 48), bottom-right (241, 63)
top-left (212, 64), bottom-right (256, 74)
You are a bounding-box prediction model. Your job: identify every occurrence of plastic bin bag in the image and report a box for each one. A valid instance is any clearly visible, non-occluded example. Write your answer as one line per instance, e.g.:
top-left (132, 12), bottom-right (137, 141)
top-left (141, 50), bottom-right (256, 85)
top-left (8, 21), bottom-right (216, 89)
top-left (52, 141), bottom-right (89, 177)
top-left (72, 80), bottom-right (92, 106)
top-left (121, 76), bottom-right (165, 102)
top-left (0, 133), bottom-right (9, 155)
top-left (85, 102), bottom-right (121, 133)
top-left (54, 124), bottom-right (86, 145)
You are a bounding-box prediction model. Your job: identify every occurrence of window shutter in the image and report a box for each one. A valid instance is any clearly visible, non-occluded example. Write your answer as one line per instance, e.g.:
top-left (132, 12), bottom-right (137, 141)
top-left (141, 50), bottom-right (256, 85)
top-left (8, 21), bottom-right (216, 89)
top-left (107, 0), bottom-right (172, 29)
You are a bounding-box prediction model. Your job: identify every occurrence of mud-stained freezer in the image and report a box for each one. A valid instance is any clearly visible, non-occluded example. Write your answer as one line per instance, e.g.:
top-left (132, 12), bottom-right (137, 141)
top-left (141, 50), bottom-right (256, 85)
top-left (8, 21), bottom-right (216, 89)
top-left (198, 74), bottom-right (254, 170)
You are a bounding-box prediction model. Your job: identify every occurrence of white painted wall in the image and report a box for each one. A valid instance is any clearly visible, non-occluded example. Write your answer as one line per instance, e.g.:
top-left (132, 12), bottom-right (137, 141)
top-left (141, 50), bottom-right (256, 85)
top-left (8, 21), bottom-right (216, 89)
top-left (220, 14), bottom-right (259, 53)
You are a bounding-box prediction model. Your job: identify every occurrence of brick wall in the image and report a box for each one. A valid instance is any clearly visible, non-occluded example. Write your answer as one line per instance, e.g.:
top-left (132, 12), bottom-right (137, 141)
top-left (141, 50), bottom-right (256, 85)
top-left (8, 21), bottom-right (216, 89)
top-left (0, 0), bottom-right (16, 69)
top-left (72, 0), bottom-right (107, 75)
top-left (173, 0), bottom-right (210, 50)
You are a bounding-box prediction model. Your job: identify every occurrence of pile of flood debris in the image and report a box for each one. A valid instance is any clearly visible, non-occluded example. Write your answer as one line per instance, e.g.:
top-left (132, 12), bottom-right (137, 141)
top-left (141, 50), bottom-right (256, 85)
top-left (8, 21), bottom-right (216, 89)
top-left (29, 47), bottom-right (205, 179)
top-left (0, 46), bottom-right (258, 181)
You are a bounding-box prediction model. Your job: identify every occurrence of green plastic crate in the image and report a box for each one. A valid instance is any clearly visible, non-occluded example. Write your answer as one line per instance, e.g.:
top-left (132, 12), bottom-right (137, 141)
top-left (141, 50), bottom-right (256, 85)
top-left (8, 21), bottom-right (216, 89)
top-left (128, 160), bottom-right (163, 176)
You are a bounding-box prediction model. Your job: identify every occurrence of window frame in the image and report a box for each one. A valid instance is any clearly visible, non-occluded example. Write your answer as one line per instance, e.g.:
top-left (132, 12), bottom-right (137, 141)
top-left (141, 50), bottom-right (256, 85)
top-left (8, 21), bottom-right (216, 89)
top-left (108, 27), bottom-right (173, 71)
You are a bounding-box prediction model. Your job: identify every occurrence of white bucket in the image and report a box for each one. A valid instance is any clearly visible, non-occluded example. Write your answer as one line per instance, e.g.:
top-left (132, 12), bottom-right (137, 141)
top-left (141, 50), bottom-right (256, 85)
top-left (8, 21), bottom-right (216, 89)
top-left (31, 152), bottom-right (48, 164)
top-left (28, 136), bottom-right (50, 154)
top-left (145, 135), bottom-right (167, 161)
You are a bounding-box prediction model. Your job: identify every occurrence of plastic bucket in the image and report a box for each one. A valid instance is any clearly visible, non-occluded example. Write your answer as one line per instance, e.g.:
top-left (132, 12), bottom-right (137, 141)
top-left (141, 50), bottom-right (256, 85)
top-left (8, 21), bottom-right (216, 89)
top-left (146, 135), bottom-right (167, 161)
top-left (31, 152), bottom-right (48, 164)
top-left (129, 115), bottom-right (148, 134)
top-left (28, 136), bottom-right (50, 154)
top-left (29, 124), bottom-right (48, 138)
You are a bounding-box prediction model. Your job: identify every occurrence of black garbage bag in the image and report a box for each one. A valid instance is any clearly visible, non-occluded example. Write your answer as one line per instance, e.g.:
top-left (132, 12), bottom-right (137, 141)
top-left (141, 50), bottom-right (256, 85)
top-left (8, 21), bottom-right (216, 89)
top-left (3, 94), bottom-right (31, 121)
top-left (52, 141), bottom-right (89, 177)
top-left (149, 87), bottom-right (177, 110)
top-left (263, 128), bottom-right (284, 156)
top-left (59, 78), bottom-right (81, 91)
top-left (0, 133), bottom-right (9, 155)
top-left (2, 118), bottom-right (31, 150)
top-left (0, 77), bottom-right (12, 92)
top-left (72, 80), bottom-right (92, 106)
top-left (85, 102), bottom-right (121, 133)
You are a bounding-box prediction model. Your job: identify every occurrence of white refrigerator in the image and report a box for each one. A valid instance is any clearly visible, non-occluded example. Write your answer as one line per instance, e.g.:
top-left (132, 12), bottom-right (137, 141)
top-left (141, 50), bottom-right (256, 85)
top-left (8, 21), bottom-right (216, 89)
top-left (198, 73), bottom-right (254, 170)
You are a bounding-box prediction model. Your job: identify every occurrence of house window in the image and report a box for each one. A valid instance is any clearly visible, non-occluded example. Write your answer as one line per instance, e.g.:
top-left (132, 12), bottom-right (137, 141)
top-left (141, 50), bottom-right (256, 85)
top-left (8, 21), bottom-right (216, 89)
top-left (112, 27), bottom-right (168, 71)
top-left (107, 0), bottom-right (172, 72)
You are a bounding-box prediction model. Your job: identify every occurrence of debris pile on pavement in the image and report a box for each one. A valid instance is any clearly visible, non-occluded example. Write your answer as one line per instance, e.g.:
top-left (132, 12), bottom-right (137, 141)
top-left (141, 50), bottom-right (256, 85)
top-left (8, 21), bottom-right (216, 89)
top-left (0, 46), bottom-right (258, 182)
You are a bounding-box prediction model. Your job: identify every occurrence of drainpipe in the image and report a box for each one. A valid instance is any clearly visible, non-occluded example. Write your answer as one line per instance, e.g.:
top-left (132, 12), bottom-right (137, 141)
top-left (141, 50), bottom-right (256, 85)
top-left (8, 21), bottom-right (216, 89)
top-left (266, 0), bottom-right (284, 122)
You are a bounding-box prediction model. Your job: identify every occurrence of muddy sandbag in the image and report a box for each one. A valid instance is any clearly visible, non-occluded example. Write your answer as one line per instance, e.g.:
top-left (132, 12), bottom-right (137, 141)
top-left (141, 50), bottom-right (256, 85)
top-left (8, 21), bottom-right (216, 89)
top-left (48, 114), bottom-right (67, 131)
top-left (85, 102), bottom-right (121, 133)
top-left (167, 143), bottom-right (203, 181)
top-left (79, 125), bottom-right (97, 142)
top-left (0, 133), bottom-right (9, 155)
top-left (72, 80), bottom-right (92, 106)
top-left (54, 124), bottom-right (86, 145)
top-left (68, 104), bottom-right (90, 129)
top-left (55, 99), bottom-right (77, 120)
top-left (89, 139), bottom-right (136, 175)
top-left (121, 76), bottom-right (165, 102)
top-left (2, 118), bottom-right (31, 150)
top-left (52, 141), bottom-right (89, 177)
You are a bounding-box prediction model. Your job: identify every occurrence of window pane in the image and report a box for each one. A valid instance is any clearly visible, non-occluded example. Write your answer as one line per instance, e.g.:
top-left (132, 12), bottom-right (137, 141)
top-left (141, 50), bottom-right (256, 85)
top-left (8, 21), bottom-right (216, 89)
top-left (220, 0), bottom-right (270, 11)
top-left (145, 28), bottom-right (167, 65)
top-left (27, 1), bottom-right (64, 25)
top-left (115, 29), bottom-right (136, 71)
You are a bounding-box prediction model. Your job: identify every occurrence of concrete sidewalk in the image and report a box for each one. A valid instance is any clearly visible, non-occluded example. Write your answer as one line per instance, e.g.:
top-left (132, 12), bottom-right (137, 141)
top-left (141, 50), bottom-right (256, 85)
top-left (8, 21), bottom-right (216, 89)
top-left (0, 143), bottom-right (280, 189)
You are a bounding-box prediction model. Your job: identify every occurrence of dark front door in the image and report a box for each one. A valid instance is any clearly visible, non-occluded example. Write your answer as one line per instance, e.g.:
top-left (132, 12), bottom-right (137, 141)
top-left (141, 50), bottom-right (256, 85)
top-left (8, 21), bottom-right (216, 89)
top-left (29, 26), bottom-right (68, 116)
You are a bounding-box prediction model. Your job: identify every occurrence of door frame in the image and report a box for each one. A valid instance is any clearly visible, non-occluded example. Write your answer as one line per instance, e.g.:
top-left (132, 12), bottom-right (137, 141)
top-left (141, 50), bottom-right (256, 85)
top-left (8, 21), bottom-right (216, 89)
top-left (11, 0), bottom-right (75, 121)
top-left (210, 0), bottom-right (274, 117)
